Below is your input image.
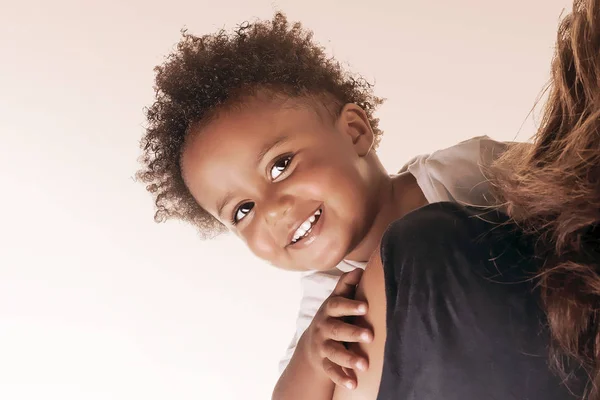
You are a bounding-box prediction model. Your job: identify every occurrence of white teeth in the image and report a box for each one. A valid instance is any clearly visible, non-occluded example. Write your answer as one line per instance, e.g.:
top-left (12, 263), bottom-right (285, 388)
top-left (293, 228), bottom-right (307, 241)
top-left (291, 208), bottom-right (322, 244)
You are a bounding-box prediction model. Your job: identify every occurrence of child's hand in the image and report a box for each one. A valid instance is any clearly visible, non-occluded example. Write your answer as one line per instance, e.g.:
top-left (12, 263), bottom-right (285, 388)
top-left (304, 269), bottom-right (373, 390)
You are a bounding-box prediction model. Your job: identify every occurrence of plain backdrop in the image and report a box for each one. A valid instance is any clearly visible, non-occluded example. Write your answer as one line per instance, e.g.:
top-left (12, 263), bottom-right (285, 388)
top-left (0, 0), bottom-right (573, 399)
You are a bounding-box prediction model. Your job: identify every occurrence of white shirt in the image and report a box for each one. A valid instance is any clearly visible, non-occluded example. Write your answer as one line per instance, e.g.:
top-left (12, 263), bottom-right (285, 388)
top-left (278, 136), bottom-right (511, 373)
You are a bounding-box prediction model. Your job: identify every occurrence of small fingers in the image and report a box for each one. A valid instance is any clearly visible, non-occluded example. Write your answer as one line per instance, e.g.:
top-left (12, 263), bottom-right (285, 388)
top-left (324, 318), bottom-right (373, 344)
top-left (322, 340), bottom-right (369, 373)
top-left (319, 318), bottom-right (373, 343)
top-left (332, 269), bottom-right (363, 297)
top-left (322, 358), bottom-right (356, 390)
top-left (325, 296), bottom-right (368, 318)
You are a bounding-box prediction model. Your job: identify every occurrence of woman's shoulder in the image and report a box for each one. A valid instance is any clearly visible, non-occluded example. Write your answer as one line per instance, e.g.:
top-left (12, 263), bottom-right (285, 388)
top-left (376, 202), bottom-right (583, 399)
top-left (349, 203), bottom-right (584, 399)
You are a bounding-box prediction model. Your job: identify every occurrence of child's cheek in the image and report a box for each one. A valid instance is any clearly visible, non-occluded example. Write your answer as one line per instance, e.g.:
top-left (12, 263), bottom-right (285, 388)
top-left (295, 171), bottom-right (331, 199)
top-left (241, 222), bottom-right (278, 263)
top-left (291, 158), bottom-right (348, 198)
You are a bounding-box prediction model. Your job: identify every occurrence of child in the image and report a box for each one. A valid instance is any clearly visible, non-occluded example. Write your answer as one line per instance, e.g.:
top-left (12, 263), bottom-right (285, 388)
top-left (137, 13), bottom-right (511, 399)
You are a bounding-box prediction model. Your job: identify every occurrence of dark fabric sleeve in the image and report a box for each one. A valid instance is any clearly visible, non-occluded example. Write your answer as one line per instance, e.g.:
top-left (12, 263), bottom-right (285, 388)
top-left (375, 202), bottom-right (583, 400)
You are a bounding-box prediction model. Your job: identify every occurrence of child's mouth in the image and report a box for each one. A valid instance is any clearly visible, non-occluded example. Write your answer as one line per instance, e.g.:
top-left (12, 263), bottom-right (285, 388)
top-left (289, 208), bottom-right (322, 245)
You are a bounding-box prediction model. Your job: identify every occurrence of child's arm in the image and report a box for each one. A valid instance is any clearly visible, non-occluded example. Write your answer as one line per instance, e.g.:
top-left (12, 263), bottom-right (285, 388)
top-left (272, 270), bottom-right (373, 400)
top-left (272, 330), bottom-right (335, 400)
top-left (277, 270), bottom-right (341, 374)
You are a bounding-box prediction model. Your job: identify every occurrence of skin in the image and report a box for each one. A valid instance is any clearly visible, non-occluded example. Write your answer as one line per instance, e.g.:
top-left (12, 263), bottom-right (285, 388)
top-left (181, 93), bottom-right (426, 398)
top-left (332, 248), bottom-right (387, 400)
top-left (181, 95), bottom-right (426, 272)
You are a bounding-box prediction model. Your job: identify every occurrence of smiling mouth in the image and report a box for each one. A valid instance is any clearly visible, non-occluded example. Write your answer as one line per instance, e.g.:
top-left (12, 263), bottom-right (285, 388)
top-left (290, 208), bottom-right (322, 245)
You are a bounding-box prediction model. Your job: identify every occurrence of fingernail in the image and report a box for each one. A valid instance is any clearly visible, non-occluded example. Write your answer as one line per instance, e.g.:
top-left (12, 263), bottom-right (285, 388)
top-left (345, 381), bottom-right (355, 389)
top-left (356, 359), bottom-right (366, 371)
top-left (360, 332), bottom-right (371, 342)
top-left (357, 304), bottom-right (367, 313)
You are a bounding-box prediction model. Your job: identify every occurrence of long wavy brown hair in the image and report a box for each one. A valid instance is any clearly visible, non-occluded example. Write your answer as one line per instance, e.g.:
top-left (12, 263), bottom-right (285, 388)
top-left (489, 0), bottom-right (600, 397)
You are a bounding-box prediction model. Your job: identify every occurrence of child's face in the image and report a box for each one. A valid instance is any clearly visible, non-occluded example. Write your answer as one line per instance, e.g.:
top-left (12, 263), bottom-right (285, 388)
top-left (181, 97), bottom-right (382, 271)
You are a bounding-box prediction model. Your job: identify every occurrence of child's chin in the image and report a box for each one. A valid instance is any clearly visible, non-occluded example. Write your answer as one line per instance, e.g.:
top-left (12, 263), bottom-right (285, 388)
top-left (311, 252), bottom-right (347, 272)
top-left (288, 236), bottom-right (349, 271)
top-left (283, 253), bottom-right (344, 272)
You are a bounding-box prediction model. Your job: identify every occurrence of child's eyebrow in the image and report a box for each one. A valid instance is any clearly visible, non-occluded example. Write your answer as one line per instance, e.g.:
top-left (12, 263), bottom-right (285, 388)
top-left (216, 192), bottom-right (234, 221)
top-left (256, 135), bottom-right (290, 165)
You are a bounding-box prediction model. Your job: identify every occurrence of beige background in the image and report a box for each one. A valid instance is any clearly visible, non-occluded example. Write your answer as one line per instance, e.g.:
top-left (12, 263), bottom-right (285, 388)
top-left (0, 0), bottom-right (571, 399)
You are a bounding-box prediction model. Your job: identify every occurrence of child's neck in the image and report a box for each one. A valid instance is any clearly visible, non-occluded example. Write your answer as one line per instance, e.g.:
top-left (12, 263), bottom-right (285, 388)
top-left (345, 172), bottom-right (427, 263)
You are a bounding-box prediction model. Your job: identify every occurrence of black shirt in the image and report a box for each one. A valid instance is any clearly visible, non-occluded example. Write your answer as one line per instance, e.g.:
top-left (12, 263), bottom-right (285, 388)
top-left (376, 202), bottom-right (584, 400)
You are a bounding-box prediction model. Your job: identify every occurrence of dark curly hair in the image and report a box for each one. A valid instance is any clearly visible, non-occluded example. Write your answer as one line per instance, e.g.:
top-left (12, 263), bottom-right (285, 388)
top-left (137, 13), bottom-right (384, 237)
top-left (489, 0), bottom-right (600, 397)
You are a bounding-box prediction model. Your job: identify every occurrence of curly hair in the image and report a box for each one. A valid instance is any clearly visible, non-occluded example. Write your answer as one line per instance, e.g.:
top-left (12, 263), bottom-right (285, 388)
top-left (137, 13), bottom-right (383, 237)
top-left (489, 0), bottom-right (600, 397)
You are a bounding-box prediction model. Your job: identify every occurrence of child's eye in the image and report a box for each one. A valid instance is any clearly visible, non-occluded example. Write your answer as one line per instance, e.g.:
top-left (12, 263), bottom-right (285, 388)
top-left (270, 155), bottom-right (293, 180)
top-left (233, 202), bottom-right (254, 224)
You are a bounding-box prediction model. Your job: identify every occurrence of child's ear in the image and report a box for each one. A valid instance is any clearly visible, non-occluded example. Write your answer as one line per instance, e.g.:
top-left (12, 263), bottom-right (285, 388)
top-left (336, 103), bottom-right (374, 157)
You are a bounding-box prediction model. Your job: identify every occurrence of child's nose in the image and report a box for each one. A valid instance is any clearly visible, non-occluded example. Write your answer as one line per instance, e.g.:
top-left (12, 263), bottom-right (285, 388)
top-left (263, 194), bottom-right (294, 226)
